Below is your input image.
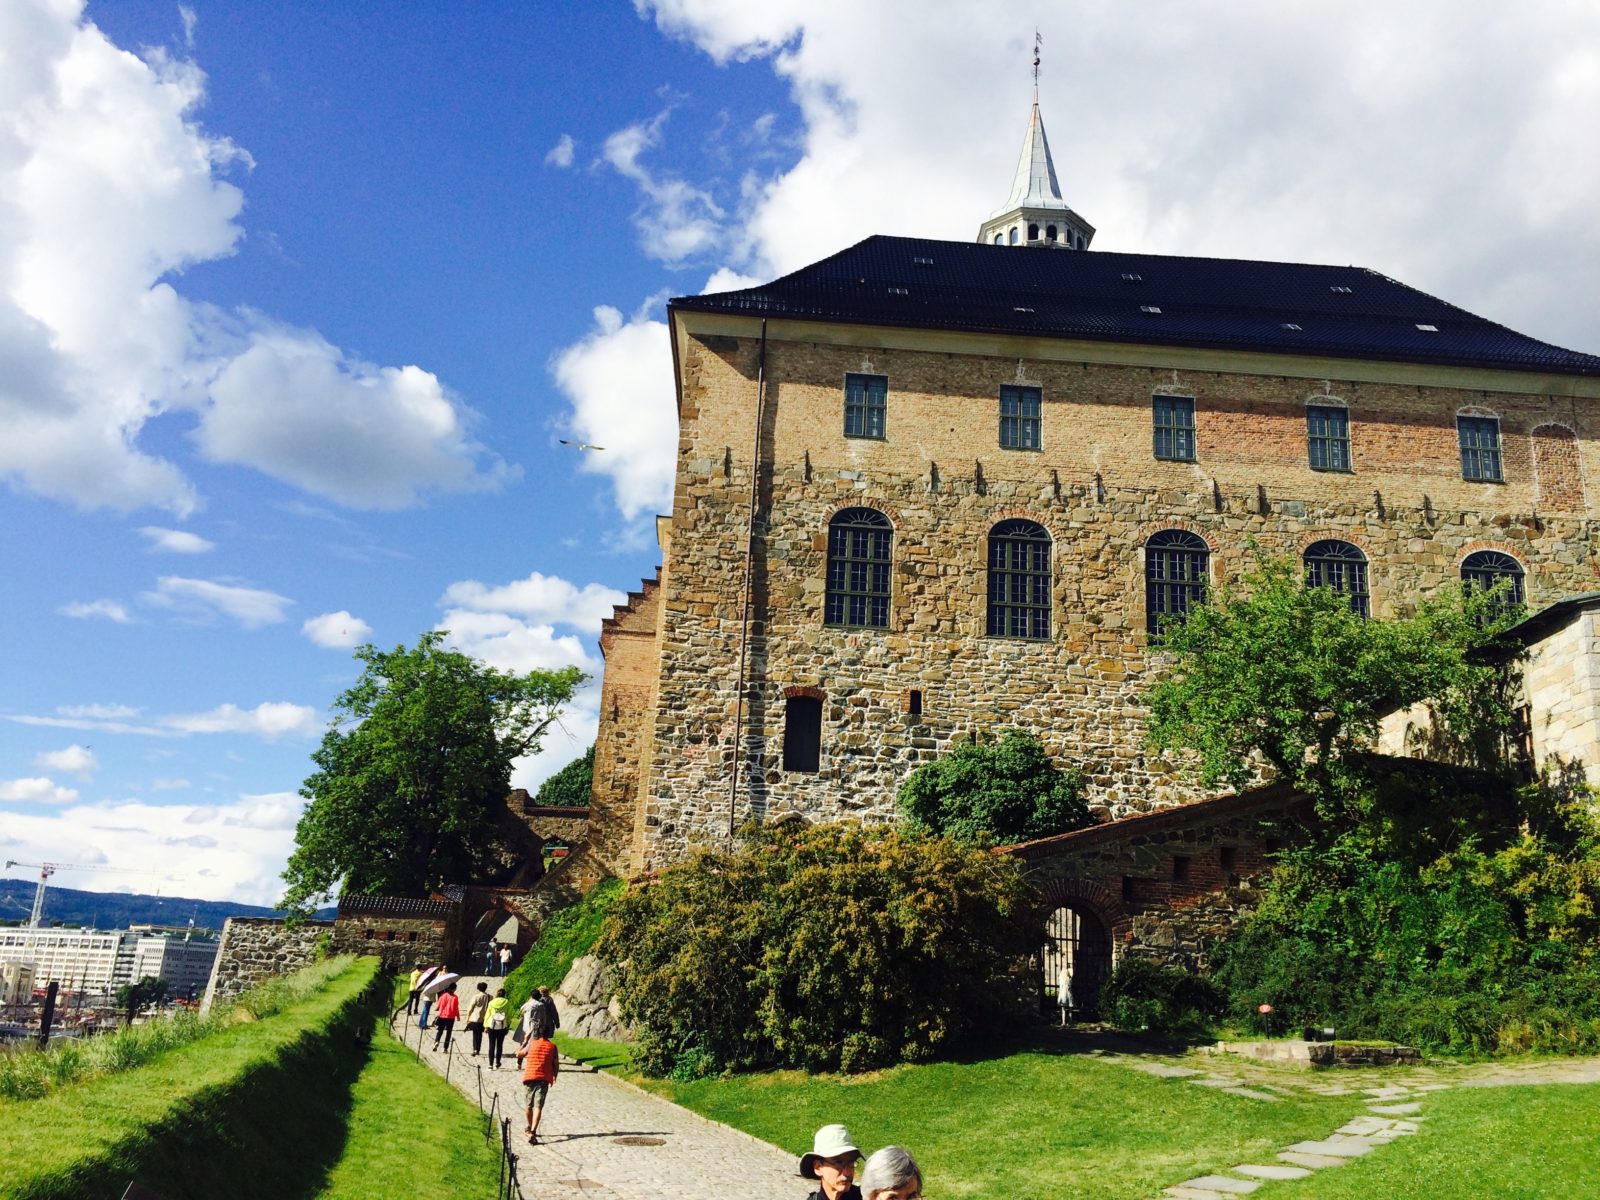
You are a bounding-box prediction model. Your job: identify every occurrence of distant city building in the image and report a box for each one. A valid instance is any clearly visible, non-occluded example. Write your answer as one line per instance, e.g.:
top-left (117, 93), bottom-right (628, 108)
top-left (0, 960), bottom-right (35, 1005)
top-left (0, 927), bottom-right (219, 997)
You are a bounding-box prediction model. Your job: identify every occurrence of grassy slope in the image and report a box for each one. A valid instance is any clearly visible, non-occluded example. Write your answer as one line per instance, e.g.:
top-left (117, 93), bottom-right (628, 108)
top-left (1273, 1083), bottom-right (1600, 1200)
top-left (317, 1026), bottom-right (500, 1199)
top-left (504, 876), bottom-right (623, 1008)
top-left (0, 957), bottom-right (381, 1200)
top-left (555, 1034), bottom-right (1357, 1200)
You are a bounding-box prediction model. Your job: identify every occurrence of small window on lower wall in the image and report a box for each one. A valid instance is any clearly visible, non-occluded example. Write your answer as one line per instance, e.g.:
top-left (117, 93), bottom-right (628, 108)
top-left (783, 696), bottom-right (823, 773)
top-left (1172, 856), bottom-right (1191, 883)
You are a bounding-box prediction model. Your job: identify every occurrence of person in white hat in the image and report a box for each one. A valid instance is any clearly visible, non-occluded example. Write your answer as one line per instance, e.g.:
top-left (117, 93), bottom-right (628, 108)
top-left (798, 1123), bottom-right (863, 1200)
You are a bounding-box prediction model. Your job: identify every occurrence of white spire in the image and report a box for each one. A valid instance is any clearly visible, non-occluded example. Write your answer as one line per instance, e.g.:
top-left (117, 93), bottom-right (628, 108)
top-left (977, 35), bottom-right (1094, 250)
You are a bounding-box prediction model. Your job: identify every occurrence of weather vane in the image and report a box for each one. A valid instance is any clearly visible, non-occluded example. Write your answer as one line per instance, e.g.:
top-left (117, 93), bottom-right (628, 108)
top-left (1032, 29), bottom-right (1042, 93)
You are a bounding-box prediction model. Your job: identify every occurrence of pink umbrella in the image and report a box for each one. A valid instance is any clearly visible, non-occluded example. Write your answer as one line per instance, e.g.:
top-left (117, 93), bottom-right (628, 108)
top-left (415, 965), bottom-right (444, 991)
top-left (421, 971), bottom-right (461, 997)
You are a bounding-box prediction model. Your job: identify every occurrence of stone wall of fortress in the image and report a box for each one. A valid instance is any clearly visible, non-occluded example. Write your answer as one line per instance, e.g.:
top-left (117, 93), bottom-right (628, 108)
top-left (608, 325), bottom-right (1600, 870)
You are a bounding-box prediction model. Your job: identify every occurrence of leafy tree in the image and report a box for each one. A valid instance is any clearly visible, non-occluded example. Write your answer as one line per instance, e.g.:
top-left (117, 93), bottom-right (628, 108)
top-left (598, 821), bottom-right (1041, 1076)
top-left (115, 974), bottom-right (166, 1011)
top-left (280, 632), bottom-right (583, 912)
top-left (534, 744), bottom-right (594, 807)
top-left (1146, 553), bottom-right (1518, 809)
top-left (896, 730), bottom-right (1092, 843)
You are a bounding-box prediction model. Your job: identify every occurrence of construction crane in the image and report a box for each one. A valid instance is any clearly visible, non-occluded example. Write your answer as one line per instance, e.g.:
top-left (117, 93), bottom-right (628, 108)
top-left (2, 861), bottom-right (160, 928)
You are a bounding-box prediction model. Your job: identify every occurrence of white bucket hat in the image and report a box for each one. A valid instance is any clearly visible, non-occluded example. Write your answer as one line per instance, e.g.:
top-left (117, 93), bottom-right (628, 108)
top-left (799, 1124), bottom-right (861, 1179)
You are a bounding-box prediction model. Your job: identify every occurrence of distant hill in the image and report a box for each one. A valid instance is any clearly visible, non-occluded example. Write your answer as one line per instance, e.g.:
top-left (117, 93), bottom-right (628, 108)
top-left (0, 879), bottom-right (335, 932)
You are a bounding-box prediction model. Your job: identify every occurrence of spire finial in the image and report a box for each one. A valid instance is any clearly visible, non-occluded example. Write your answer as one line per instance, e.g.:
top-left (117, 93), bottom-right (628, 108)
top-left (1032, 29), bottom-right (1042, 98)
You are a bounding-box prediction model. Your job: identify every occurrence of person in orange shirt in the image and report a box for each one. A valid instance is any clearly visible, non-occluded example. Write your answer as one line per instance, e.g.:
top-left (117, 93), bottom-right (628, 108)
top-left (431, 982), bottom-right (461, 1052)
top-left (515, 1029), bottom-right (559, 1144)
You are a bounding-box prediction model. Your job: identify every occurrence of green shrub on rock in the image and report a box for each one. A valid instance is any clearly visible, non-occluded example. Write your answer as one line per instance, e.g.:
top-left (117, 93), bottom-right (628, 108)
top-left (597, 821), bottom-right (1041, 1076)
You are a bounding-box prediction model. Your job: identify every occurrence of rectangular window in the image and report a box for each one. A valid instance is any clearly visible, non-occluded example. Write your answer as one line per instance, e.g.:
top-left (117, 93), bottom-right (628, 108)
top-left (1458, 415), bottom-right (1503, 482)
top-left (999, 385), bottom-right (1042, 450)
top-left (1153, 394), bottom-right (1196, 461)
top-left (1307, 405), bottom-right (1351, 471)
top-left (783, 696), bottom-right (823, 773)
top-left (1172, 856), bottom-right (1191, 883)
top-left (843, 373), bottom-right (888, 439)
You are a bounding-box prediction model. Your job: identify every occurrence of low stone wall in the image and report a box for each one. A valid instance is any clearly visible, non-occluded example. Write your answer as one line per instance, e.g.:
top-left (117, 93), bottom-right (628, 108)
top-left (201, 917), bottom-right (335, 1014)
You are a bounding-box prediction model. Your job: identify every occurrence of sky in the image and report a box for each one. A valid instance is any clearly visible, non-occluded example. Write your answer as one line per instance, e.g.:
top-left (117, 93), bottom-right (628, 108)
top-left (3, 0), bottom-right (1599, 909)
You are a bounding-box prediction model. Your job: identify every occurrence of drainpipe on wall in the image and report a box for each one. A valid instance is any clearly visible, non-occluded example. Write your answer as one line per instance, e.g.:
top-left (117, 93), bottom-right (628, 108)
top-left (728, 319), bottom-right (768, 840)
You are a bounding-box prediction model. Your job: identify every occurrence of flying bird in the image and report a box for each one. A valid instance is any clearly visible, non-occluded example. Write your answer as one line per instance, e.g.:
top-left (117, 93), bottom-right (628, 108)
top-left (559, 439), bottom-right (606, 452)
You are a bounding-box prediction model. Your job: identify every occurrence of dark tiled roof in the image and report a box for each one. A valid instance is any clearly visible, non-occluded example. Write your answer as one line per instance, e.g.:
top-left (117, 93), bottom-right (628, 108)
top-left (672, 236), bottom-right (1600, 377)
top-left (337, 894), bottom-right (455, 918)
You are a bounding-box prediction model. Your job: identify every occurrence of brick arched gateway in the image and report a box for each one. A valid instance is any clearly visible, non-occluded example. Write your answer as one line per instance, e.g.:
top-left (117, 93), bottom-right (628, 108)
top-left (1035, 877), bottom-right (1123, 1019)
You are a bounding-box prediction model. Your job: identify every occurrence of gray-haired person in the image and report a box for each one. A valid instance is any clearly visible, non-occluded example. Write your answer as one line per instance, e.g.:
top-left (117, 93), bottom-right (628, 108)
top-left (859, 1146), bottom-right (923, 1200)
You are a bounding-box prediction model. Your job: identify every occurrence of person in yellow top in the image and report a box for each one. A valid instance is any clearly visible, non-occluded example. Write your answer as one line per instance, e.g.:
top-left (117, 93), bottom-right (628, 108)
top-left (406, 964), bottom-right (424, 1016)
top-left (484, 987), bottom-right (512, 1069)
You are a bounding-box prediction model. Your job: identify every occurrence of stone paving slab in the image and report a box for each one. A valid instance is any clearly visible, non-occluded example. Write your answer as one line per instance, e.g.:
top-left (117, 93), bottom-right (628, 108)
top-left (1368, 1101), bottom-right (1422, 1114)
top-left (1175, 1174), bottom-right (1260, 1193)
top-left (1164, 1188), bottom-right (1234, 1199)
top-left (1283, 1137), bottom-right (1373, 1158)
top-left (1232, 1164), bottom-right (1311, 1180)
top-left (1221, 1086), bottom-right (1282, 1101)
top-left (1278, 1150), bottom-right (1352, 1169)
top-left (394, 983), bottom-right (800, 1200)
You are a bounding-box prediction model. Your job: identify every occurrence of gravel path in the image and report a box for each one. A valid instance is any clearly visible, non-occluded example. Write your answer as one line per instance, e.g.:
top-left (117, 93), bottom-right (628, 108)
top-left (396, 974), bottom-right (800, 1198)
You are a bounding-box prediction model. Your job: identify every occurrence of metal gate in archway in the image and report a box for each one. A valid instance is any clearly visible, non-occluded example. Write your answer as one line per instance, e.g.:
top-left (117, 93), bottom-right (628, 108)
top-left (1042, 904), bottom-right (1112, 1020)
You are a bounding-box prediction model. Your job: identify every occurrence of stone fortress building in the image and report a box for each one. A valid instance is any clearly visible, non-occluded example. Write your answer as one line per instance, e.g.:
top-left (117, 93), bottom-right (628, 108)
top-left (585, 88), bottom-right (1600, 879)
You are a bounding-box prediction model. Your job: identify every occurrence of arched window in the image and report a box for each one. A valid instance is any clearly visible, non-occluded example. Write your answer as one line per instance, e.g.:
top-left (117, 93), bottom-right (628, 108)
top-left (1304, 539), bottom-right (1369, 616)
top-left (1461, 550), bottom-right (1525, 611)
top-left (1028, 223), bottom-right (1040, 241)
top-left (987, 519), bottom-right (1051, 639)
top-left (1009, 226), bottom-right (1019, 245)
top-left (993, 233), bottom-right (1003, 245)
top-left (825, 508), bottom-right (891, 628)
top-left (1145, 530), bottom-right (1209, 635)
top-left (1045, 225), bottom-right (1058, 241)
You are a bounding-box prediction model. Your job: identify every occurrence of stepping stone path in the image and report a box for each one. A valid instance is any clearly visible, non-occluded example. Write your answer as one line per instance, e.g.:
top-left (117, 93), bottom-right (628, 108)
top-left (1103, 1052), bottom-right (1445, 1199)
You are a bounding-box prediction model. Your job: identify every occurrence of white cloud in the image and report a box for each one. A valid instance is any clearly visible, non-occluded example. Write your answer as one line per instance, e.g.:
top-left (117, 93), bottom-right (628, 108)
top-left (9, 700), bottom-right (317, 740)
top-left (550, 305), bottom-right (677, 523)
top-left (439, 572), bottom-right (626, 631)
top-left (59, 599), bottom-right (132, 623)
top-left (545, 133), bottom-right (575, 167)
top-left (0, 777), bottom-right (79, 804)
top-left (138, 525), bottom-right (215, 554)
top-left (34, 744), bottom-right (97, 777)
top-left (436, 610), bottom-right (599, 677)
top-left (0, 4), bottom-right (510, 517)
top-left (150, 777), bottom-right (190, 791)
top-left (143, 575), bottom-right (292, 628)
top-left (302, 610), bottom-right (373, 649)
top-left (162, 702), bottom-right (318, 739)
top-left (1, 791), bottom-right (310, 905)
top-left (632, 0), bottom-right (1600, 355)
top-left (603, 110), bottom-right (725, 263)
top-left (196, 324), bottom-right (517, 509)
top-left (179, 5), bottom-right (197, 48)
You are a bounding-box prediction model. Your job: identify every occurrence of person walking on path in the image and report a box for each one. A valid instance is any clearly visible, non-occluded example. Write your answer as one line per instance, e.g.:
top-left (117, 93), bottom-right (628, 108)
top-left (484, 987), bottom-right (511, 1068)
top-left (405, 963), bottom-right (424, 1016)
top-left (464, 981), bottom-right (490, 1057)
top-left (432, 982), bottom-right (461, 1052)
top-left (516, 1028), bottom-right (559, 1144)
top-left (499, 944), bottom-right (513, 976)
top-left (799, 1124), bottom-right (864, 1200)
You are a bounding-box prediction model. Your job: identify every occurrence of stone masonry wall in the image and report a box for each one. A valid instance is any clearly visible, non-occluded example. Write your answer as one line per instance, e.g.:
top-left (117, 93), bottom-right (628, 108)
top-left (329, 913), bottom-right (450, 971)
top-left (201, 917), bottom-right (334, 1014)
top-left (1012, 786), bottom-right (1311, 975)
top-left (1523, 608), bottom-right (1600, 784)
top-left (633, 326), bottom-right (1600, 868)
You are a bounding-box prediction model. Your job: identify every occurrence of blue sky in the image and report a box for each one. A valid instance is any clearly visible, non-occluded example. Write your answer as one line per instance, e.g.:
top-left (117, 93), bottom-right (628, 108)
top-left (4, 1), bottom-right (1599, 906)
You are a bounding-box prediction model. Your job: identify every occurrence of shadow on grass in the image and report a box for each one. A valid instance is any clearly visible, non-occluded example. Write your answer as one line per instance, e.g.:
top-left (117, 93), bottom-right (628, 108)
top-left (111, 985), bottom-right (386, 1200)
top-left (940, 1019), bottom-right (1207, 1066)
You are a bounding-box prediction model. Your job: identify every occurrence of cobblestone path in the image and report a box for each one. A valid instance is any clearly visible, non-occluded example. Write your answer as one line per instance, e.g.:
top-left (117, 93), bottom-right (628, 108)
top-left (397, 975), bottom-right (798, 1198)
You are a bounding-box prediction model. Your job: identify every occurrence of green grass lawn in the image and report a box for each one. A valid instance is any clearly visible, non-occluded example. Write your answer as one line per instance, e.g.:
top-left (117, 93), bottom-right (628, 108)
top-left (1266, 1083), bottom-right (1600, 1200)
top-left (555, 1033), bottom-right (1360, 1199)
top-left (316, 1026), bottom-right (500, 1199)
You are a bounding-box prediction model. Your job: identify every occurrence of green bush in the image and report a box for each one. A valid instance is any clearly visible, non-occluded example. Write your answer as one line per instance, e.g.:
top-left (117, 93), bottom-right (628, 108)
top-left (505, 875), bottom-right (624, 1009)
top-left (897, 730), bottom-right (1093, 843)
top-left (535, 744), bottom-right (595, 807)
top-left (597, 821), bottom-right (1041, 1076)
top-left (1100, 958), bottom-right (1225, 1040)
